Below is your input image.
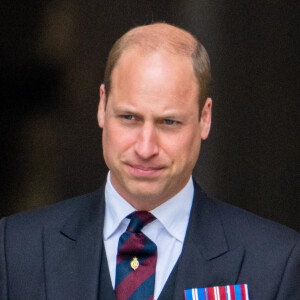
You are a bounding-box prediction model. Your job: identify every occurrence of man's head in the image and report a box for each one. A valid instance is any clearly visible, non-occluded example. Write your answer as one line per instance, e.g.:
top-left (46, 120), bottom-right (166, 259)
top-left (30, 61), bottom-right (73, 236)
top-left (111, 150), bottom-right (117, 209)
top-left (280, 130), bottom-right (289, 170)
top-left (98, 23), bottom-right (212, 210)
top-left (104, 23), bottom-right (211, 114)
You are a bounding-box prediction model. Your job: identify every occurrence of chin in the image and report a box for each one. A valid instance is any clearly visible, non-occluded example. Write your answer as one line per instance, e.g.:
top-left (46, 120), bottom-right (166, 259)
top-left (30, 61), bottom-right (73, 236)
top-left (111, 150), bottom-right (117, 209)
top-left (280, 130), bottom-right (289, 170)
top-left (126, 183), bottom-right (166, 201)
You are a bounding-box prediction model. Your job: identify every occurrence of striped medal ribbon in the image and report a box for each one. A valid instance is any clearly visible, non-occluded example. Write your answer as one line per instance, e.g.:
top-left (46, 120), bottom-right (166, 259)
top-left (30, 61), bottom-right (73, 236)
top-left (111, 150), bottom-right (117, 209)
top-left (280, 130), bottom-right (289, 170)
top-left (184, 284), bottom-right (249, 300)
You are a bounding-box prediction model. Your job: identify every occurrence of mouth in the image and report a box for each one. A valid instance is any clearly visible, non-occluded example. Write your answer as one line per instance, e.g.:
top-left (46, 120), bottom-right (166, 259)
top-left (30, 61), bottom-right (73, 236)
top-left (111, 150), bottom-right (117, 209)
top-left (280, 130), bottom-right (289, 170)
top-left (126, 164), bottom-right (165, 178)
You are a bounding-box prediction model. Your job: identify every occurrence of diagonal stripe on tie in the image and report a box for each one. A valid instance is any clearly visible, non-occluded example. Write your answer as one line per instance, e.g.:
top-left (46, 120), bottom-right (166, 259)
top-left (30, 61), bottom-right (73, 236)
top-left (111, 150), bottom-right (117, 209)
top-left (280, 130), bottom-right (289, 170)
top-left (127, 273), bottom-right (156, 300)
top-left (117, 233), bottom-right (147, 258)
top-left (115, 211), bottom-right (157, 300)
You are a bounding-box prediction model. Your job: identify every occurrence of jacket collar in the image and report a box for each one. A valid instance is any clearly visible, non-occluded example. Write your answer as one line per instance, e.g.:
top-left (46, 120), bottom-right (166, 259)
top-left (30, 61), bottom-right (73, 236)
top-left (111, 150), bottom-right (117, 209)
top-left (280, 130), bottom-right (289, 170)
top-left (160, 182), bottom-right (245, 300)
top-left (43, 187), bottom-right (112, 300)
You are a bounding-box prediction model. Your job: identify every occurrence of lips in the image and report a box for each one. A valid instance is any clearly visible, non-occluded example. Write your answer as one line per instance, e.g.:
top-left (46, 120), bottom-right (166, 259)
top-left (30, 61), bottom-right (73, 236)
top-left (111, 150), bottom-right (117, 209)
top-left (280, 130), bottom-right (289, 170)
top-left (130, 165), bottom-right (163, 171)
top-left (126, 163), bottom-right (165, 178)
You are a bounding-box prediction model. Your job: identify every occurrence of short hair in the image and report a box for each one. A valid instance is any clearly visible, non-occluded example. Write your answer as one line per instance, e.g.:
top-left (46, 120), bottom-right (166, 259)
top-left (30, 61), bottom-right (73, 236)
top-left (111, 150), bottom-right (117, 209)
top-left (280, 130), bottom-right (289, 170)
top-left (104, 23), bottom-right (211, 112)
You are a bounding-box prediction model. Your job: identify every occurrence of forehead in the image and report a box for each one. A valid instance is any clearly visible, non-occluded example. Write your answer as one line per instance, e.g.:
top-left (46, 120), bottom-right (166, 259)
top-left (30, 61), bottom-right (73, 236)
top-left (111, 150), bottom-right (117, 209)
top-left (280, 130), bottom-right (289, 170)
top-left (110, 48), bottom-right (198, 100)
top-left (106, 49), bottom-right (200, 120)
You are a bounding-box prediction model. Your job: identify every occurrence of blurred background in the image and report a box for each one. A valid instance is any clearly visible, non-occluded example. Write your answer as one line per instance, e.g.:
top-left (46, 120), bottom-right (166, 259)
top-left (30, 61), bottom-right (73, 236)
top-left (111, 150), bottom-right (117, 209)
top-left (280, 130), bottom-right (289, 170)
top-left (1, 0), bottom-right (299, 231)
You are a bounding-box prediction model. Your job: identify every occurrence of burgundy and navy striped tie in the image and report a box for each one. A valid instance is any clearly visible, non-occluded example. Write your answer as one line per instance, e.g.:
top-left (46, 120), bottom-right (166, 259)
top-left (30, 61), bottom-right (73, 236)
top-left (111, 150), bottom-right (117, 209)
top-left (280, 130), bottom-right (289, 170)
top-left (115, 211), bottom-right (157, 300)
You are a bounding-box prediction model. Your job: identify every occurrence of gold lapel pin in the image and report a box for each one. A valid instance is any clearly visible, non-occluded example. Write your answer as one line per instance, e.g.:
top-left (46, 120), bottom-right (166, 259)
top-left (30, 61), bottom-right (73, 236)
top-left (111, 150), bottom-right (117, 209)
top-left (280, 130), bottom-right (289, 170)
top-left (130, 256), bottom-right (139, 270)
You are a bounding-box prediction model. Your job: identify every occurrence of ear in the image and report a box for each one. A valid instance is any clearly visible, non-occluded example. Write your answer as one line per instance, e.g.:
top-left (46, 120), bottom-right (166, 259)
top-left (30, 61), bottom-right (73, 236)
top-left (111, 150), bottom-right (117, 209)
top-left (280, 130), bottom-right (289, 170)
top-left (97, 84), bottom-right (106, 128)
top-left (200, 97), bottom-right (212, 140)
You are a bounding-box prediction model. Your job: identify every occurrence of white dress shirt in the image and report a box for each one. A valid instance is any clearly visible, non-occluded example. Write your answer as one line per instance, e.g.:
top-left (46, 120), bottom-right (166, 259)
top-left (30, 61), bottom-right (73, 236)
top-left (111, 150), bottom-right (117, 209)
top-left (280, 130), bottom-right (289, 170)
top-left (103, 172), bottom-right (194, 300)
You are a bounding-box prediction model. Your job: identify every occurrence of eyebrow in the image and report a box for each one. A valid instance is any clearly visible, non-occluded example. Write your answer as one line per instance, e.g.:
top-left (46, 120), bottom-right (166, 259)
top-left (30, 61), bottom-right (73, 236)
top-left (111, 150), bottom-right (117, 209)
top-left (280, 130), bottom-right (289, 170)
top-left (112, 105), bottom-right (186, 120)
top-left (113, 107), bottom-right (140, 115)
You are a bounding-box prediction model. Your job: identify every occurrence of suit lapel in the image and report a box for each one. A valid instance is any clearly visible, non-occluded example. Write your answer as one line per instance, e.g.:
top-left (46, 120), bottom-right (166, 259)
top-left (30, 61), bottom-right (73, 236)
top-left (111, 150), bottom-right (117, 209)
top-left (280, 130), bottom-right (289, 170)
top-left (43, 187), bottom-right (114, 300)
top-left (98, 241), bottom-right (117, 300)
top-left (163, 184), bottom-right (245, 300)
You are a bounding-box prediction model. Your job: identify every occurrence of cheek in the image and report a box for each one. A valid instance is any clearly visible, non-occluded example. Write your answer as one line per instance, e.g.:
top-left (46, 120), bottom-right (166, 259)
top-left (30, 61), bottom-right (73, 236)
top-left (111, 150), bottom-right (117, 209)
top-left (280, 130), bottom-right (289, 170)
top-left (103, 122), bottom-right (136, 152)
top-left (161, 130), bottom-right (199, 157)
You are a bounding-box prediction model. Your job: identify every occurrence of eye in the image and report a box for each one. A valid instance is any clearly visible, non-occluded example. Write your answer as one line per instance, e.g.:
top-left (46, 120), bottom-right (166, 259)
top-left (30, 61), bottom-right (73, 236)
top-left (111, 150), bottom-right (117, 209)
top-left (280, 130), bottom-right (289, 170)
top-left (164, 119), bottom-right (175, 125)
top-left (123, 115), bottom-right (134, 120)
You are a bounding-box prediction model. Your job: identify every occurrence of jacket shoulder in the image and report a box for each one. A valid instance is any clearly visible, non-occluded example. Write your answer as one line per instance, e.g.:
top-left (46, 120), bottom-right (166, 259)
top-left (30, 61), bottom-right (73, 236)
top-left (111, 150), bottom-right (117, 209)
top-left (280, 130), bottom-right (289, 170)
top-left (213, 198), bottom-right (300, 245)
top-left (1, 187), bottom-right (104, 233)
top-left (193, 183), bottom-right (299, 253)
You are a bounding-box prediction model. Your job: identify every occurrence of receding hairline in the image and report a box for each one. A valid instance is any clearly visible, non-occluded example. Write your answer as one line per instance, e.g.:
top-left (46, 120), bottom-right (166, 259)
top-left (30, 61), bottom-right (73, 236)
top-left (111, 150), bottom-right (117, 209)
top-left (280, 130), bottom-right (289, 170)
top-left (117, 23), bottom-right (197, 57)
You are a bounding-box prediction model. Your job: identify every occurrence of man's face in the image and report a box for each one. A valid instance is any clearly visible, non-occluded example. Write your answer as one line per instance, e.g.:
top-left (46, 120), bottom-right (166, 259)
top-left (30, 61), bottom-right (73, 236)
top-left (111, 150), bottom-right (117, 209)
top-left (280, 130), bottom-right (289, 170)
top-left (98, 49), bottom-right (211, 210)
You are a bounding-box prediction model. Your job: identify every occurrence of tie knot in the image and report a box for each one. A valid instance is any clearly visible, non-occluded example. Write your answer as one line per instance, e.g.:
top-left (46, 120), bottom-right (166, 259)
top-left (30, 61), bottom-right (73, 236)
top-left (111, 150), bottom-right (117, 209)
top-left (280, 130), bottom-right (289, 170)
top-left (126, 211), bottom-right (156, 233)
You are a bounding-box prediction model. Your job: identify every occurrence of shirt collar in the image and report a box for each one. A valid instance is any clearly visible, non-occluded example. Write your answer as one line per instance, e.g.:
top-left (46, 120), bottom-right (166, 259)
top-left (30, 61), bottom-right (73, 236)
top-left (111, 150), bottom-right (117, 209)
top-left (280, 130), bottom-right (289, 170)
top-left (151, 177), bottom-right (194, 243)
top-left (103, 172), bottom-right (135, 240)
top-left (103, 172), bottom-right (194, 243)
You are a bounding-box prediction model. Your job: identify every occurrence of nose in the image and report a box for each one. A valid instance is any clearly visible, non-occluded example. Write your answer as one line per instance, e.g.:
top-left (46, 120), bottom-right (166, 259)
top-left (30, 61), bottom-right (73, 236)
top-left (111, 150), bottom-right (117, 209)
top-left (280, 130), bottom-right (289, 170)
top-left (134, 123), bottom-right (159, 160)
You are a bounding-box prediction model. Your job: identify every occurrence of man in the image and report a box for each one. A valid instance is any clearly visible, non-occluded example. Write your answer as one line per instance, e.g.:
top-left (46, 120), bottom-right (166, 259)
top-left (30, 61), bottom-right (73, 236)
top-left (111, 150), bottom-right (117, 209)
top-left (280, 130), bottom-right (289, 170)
top-left (0, 23), bottom-right (299, 300)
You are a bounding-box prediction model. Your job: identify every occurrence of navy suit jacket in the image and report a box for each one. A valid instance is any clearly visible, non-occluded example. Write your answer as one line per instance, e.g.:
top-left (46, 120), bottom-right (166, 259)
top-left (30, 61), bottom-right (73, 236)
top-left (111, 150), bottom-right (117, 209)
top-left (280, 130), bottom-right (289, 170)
top-left (1, 183), bottom-right (300, 299)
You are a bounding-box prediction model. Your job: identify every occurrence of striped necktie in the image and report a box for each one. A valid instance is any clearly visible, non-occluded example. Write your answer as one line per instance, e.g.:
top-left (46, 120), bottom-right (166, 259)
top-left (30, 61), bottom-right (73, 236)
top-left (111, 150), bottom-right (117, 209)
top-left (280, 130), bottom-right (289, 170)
top-left (115, 211), bottom-right (157, 300)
